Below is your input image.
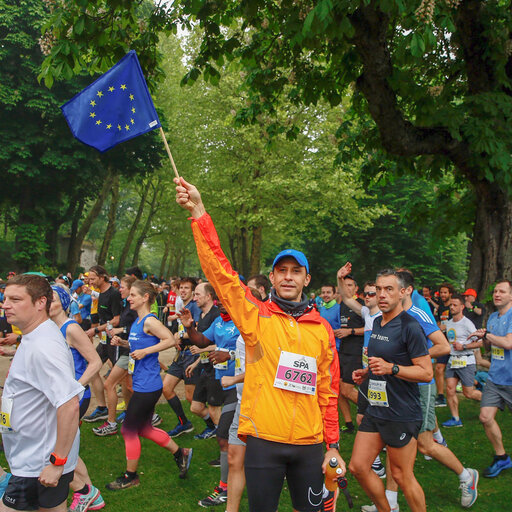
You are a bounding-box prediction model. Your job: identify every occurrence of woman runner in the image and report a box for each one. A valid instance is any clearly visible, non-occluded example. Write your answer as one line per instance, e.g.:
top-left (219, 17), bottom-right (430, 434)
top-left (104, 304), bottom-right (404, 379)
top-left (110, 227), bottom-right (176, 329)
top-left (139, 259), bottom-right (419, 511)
top-left (106, 280), bottom-right (193, 490)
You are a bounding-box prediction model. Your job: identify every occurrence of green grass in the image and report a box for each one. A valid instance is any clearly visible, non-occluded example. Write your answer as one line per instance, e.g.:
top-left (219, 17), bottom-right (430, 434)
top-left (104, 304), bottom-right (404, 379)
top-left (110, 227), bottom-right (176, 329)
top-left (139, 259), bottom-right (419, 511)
top-left (4, 396), bottom-right (511, 511)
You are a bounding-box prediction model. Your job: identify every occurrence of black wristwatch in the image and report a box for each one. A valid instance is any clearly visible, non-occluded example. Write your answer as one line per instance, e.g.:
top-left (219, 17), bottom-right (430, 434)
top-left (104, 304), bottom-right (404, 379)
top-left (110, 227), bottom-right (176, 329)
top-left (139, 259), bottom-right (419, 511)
top-left (16, 335), bottom-right (21, 343)
top-left (94, 327), bottom-right (99, 334)
top-left (351, 328), bottom-right (355, 335)
top-left (391, 364), bottom-right (400, 376)
top-left (328, 442), bottom-right (340, 450)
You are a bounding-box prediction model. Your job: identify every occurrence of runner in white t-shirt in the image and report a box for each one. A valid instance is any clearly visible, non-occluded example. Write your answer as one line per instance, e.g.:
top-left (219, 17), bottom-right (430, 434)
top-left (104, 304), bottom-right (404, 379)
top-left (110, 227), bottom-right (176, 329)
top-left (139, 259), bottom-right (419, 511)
top-left (2, 275), bottom-right (84, 512)
top-left (442, 294), bottom-right (482, 428)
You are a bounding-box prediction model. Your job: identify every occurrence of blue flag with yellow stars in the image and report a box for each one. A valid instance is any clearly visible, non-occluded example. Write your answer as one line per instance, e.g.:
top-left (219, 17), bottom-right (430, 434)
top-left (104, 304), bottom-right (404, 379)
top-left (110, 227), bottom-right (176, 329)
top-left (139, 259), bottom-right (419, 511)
top-left (61, 50), bottom-right (161, 152)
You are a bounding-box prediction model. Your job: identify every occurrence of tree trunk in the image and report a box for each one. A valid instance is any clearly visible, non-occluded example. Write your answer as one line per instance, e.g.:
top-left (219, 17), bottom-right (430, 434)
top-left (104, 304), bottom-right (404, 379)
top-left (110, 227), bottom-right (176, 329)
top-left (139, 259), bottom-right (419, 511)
top-left (97, 173), bottom-right (120, 266)
top-left (159, 239), bottom-right (171, 278)
top-left (466, 181), bottom-right (512, 297)
top-left (67, 171), bottom-right (114, 274)
top-left (131, 184), bottom-right (161, 266)
top-left (116, 180), bottom-right (151, 274)
top-left (249, 225), bottom-right (262, 276)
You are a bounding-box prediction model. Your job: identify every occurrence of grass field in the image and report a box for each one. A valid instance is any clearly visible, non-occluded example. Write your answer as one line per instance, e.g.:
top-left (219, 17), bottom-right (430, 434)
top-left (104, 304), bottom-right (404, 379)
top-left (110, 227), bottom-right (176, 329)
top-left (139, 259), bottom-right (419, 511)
top-left (5, 395), bottom-right (511, 511)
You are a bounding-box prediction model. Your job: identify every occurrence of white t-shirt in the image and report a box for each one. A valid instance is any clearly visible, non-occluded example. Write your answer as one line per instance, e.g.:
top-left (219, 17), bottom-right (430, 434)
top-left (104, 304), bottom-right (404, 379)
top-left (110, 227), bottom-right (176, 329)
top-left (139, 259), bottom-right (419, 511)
top-left (2, 319), bottom-right (84, 477)
top-left (234, 335), bottom-right (246, 401)
top-left (361, 306), bottom-right (382, 368)
top-left (445, 316), bottom-right (477, 366)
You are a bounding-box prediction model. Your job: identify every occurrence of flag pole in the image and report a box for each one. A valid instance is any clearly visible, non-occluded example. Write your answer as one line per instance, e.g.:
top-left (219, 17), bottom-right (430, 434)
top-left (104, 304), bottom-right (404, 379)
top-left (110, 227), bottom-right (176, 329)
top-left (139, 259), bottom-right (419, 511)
top-left (159, 127), bottom-right (180, 180)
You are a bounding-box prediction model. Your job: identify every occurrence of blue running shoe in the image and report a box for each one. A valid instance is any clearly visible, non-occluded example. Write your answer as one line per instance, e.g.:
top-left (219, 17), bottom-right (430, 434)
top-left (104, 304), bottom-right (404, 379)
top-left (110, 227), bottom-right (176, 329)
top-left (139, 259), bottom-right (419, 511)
top-left (483, 455), bottom-right (512, 478)
top-left (82, 407), bottom-right (108, 423)
top-left (116, 411), bottom-right (126, 423)
top-left (168, 420), bottom-right (194, 438)
top-left (442, 417), bottom-right (463, 428)
top-left (0, 473), bottom-right (11, 499)
top-left (194, 426), bottom-right (217, 440)
top-left (460, 468), bottom-right (478, 508)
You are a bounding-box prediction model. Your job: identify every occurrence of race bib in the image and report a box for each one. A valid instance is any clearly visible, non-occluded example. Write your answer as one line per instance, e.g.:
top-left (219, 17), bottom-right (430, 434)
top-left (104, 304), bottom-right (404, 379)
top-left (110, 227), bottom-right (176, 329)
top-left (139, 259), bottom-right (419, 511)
top-left (273, 351), bottom-right (317, 395)
top-left (128, 356), bottom-right (135, 375)
top-left (235, 357), bottom-right (241, 370)
top-left (178, 322), bottom-right (185, 338)
top-left (200, 352), bottom-right (210, 364)
top-left (450, 355), bottom-right (467, 368)
top-left (368, 380), bottom-right (389, 407)
top-left (0, 397), bottom-right (13, 433)
top-left (362, 347), bottom-right (369, 369)
top-left (214, 360), bottom-right (228, 370)
top-left (492, 346), bottom-right (505, 361)
top-left (100, 331), bottom-right (107, 345)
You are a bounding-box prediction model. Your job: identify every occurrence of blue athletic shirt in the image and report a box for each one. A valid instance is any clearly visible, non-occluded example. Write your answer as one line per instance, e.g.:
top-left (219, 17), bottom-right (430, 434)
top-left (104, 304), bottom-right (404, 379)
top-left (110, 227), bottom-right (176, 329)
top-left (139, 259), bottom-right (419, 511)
top-left (406, 305), bottom-right (439, 386)
top-left (128, 313), bottom-right (163, 393)
top-left (60, 319), bottom-right (91, 399)
top-left (77, 293), bottom-right (92, 321)
top-left (319, 302), bottom-right (341, 351)
top-left (487, 307), bottom-right (512, 386)
top-left (367, 311), bottom-right (429, 422)
top-left (412, 290), bottom-right (437, 325)
top-left (202, 316), bottom-right (240, 390)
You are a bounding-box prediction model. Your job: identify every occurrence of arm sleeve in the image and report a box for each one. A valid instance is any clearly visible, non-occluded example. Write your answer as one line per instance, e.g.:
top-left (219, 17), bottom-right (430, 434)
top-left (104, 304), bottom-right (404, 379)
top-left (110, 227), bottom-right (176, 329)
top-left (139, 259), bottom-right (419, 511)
top-left (316, 319), bottom-right (340, 444)
top-left (191, 213), bottom-right (266, 347)
top-left (405, 318), bottom-right (430, 359)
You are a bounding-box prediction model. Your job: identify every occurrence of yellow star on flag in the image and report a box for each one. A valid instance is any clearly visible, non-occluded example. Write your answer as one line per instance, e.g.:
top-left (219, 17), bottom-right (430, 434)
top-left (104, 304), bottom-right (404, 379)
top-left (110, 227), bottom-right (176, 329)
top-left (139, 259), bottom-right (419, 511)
top-left (129, 94), bottom-right (134, 101)
top-left (125, 124), bottom-right (130, 131)
top-left (120, 84), bottom-right (127, 90)
top-left (90, 100), bottom-right (96, 107)
top-left (108, 86), bottom-right (115, 92)
top-left (117, 124), bottom-right (122, 131)
top-left (131, 107), bottom-right (136, 113)
top-left (97, 91), bottom-right (103, 98)
top-left (89, 112), bottom-right (96, 118)
top-left (96, 119), bottom-right (102, 125)
top-left (130, 118), bottom-right (135, 125)
top-left (106, 124), bottom-right (112, 129)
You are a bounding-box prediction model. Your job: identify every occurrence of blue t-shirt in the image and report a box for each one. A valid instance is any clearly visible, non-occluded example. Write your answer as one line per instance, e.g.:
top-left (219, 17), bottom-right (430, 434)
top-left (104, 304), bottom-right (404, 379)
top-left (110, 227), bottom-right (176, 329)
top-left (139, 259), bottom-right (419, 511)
top-left (319, 302), bottom-right (341, 350)
top-left (70, 300), bottom-right (80, 318)
top-left (77, 293), bottom-right (92, 320)
top-left (407, 305), bottom-right (439, 385)
top-left (186, 301), bottom-right (201, 323)
top-left (487, 307), bottom-right (512, 386)
top-left (412, 290), bottom-right (437, 325)
top-left (367, 311), bottom-right (429, 422)
top-left (202, 316), bottom-right (240, 389)
top-left (129, 313), bottom-right (162, 393)
top-left (60, 319), bottom-right (91, 400)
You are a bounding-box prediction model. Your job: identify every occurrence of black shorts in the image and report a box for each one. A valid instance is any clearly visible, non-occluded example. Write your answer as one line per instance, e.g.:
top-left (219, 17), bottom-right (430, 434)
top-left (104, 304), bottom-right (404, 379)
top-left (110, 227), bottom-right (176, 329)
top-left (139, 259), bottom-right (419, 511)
top-left (90, 313), bottom-right (99, 325)
top-left (357, 379), bottom-right (369, 416)
top-left (3, 471), bottom-right (74, 510)
top-left (359, 415), bottom-right (421, 448)
top-left (123, 389), bottom-right (162, 433)
top-left (339, 353), bottom-right (362, 384)
top-left (80, 318), bottom-right (92, 331)
top-left (436, 354), bottom-right (449, 365)
top-left (166, 351), bottom-right (199, 385)
top-left (216, 388), bottom-right (238, 440)
top-left (96, 342), bottom-right (118, 365)
top-left (79, 392), bottom-right (91, 419)
top-left (193, 370), bottom-right (225, 406)
top-left (245, 437), bottom-right (324, 512)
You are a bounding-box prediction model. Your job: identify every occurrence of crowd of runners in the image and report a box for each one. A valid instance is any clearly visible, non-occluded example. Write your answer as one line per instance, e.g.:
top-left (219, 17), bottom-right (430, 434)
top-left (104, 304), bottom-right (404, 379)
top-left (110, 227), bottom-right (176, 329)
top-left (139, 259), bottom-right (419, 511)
top-left (0, 178), bottom-right (509, 512)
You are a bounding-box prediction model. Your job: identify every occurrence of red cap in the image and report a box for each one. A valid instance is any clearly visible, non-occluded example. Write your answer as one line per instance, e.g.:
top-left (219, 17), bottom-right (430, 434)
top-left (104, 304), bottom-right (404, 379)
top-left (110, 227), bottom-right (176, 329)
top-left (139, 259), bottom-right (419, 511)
top-left (463, 288), bottom-right (477, 298)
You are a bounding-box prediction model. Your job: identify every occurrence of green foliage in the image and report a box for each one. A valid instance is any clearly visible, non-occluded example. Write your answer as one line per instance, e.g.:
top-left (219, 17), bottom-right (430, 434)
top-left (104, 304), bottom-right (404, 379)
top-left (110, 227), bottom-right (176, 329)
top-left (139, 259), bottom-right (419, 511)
top-left (11, 224), bottom-right (49, 268)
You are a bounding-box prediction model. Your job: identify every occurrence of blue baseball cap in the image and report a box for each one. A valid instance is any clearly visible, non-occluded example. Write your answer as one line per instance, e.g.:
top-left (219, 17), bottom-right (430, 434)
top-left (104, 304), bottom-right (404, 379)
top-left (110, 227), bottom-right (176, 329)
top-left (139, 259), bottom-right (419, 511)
top-left (70, 279), bottom-right (84, 292)
top-left (272, 249), bottom-right (310, 274)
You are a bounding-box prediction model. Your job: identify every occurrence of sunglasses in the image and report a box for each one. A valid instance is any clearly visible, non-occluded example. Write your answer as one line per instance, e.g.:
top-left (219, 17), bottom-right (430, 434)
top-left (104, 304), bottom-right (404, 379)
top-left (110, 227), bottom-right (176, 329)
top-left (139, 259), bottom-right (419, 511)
top-left (363, 292), bottom-right (377, 297)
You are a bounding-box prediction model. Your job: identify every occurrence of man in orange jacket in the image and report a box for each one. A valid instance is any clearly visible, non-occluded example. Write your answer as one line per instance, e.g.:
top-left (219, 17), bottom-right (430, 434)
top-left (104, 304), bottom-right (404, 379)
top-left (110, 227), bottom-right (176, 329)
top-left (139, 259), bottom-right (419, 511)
top-left (175, 177), bottom-right (345, 512)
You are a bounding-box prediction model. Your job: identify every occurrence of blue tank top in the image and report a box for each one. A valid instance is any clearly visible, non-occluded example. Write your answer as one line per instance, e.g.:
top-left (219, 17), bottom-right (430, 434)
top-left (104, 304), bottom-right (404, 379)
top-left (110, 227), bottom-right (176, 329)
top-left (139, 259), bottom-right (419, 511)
top-left (128, 313), bottom-right (163, 393)
top-left (60, 319), bottom-right (91, 399)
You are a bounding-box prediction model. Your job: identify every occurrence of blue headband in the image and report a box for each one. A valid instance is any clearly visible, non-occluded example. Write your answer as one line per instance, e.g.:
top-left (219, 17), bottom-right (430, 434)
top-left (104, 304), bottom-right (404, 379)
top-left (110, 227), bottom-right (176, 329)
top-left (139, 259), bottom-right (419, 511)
top-left (52, 285), bottom-right (71, 313)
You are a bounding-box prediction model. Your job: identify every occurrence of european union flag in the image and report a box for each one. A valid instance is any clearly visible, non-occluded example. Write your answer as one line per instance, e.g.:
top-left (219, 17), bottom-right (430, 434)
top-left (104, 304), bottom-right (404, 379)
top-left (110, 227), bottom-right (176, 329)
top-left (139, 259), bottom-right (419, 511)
top-left (61, 51), bottom-right (161, 152)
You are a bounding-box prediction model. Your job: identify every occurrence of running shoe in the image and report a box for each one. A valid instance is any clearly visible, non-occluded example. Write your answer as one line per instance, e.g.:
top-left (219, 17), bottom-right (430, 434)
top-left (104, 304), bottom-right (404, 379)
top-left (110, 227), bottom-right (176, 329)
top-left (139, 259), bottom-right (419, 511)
top-left (168, 420), bottom-right (194, 438)
top-left (116, 400), bottom-right (126, 411)
top-left (0, 473), bottom-right (11, 499)
top-left (208, 458), bottom-right (220, 467)
top-left (88, 494), bottom-right (106, 511)
top-left (194, 426), bottom-right (217, 440)
top-left (198, 486), bottom-right (228, 507)
top-left (434, 435), bottom-right (448, 447)
top-left (106, 473), bottom-right (140, 491)
top-left (340, 424), bottom-right (355, 434)
top-left (371, 461), bottom-right (386, 479)
top-left (460, 468), bottom-right (478, 508)
top-left (177, 448), bottom-right (193, 479)
top-left (68, 484), bottom-right (100, 512)
top-left (82, 407), bottom-right (108, 423)
top-left (92, 421), bottom-right (118, 436)
top-left (456, 383), bottom-right (463, 393)
top-left (116, 411), bottom-right (126, 423)
top-left (151, 413), bottom-right (162, 427)
top-left (361, 504), bottom-right (399, 512)
top-left (321, 490), bottom-right (336, 512)
top-left (442, 417), bottom-right (463, 428)
top-left (435, 395), bottom-right (447, 407)
top-left (483, 455), bottom-right (512, 478)
top-left (424, 454), bottom-right (432, 461)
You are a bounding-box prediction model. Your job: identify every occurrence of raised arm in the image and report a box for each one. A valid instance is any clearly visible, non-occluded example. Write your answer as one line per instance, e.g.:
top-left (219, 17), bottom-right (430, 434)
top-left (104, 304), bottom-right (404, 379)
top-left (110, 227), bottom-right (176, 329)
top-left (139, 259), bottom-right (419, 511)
top-left (336, 262), bottom-right (362, 315)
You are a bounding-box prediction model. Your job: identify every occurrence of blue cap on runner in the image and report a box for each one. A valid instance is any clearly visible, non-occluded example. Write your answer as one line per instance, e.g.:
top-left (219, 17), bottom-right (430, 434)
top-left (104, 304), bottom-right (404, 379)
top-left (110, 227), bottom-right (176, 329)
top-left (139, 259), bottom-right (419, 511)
top-left (272, 249), bottom-right (310, 274)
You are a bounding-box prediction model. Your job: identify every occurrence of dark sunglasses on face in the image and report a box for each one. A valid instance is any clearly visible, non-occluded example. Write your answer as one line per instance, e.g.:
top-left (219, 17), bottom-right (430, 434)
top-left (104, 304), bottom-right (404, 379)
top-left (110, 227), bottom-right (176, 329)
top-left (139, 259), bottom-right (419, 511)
top-left (363, 292), bottom-right (376, 297)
